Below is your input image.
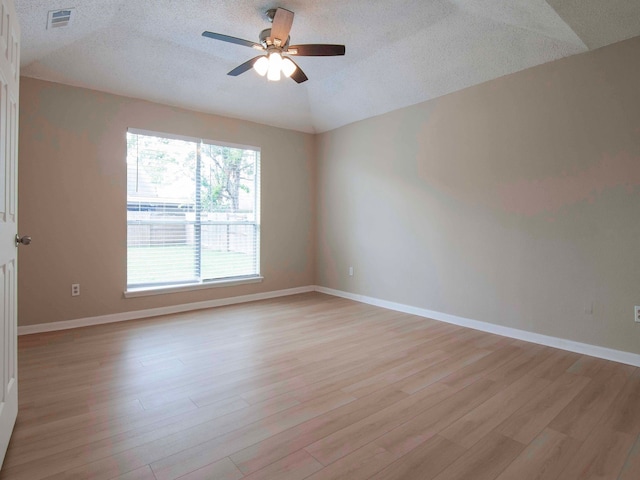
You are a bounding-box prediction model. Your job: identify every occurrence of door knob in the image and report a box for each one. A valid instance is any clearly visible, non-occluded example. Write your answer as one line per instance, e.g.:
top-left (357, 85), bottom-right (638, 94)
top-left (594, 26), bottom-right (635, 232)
top-left (15, 235), bottom-right (31, 246)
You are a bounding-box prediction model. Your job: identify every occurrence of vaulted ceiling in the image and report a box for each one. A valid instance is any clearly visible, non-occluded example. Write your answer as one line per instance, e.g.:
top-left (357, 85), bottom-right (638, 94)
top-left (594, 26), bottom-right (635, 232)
top-left (15, 1), bottom-right (640, 133)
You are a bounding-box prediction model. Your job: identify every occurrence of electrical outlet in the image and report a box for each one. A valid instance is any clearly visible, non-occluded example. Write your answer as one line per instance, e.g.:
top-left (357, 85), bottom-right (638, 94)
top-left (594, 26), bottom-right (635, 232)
top-left (635, 306), bottom-right (640, 323)
top-left (71, 284), bottom-right (80, 297)
top-left (348, 266), bottom-right (354, 277)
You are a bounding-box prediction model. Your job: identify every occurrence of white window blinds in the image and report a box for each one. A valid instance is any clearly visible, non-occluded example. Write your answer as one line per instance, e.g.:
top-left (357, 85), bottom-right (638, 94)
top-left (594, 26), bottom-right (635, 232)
top-left (126, 129), bottom-right (260, 289)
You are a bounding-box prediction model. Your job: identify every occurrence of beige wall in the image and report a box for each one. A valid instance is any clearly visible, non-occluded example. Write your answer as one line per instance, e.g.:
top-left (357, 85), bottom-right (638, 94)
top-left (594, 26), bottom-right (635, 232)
top-left (18, 37), bottom-right (640, 355)
top-left (316, 37), bottom-right (640, 354)
top-left (18, 78), bottom-right (316, 326)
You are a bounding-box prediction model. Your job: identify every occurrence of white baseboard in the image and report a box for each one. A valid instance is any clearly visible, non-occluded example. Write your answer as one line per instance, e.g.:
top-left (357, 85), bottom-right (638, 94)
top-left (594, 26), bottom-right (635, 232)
top-left (18, 286), bottom-right (315, 336)
top-left (315, 286), bottom-right (640, 368)
top-left (18, 283), bottom-right (640, 368)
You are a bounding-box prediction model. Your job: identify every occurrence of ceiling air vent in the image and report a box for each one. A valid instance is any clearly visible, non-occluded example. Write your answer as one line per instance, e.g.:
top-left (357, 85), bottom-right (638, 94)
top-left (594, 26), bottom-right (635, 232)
top-left (47, 8), bottom-right (75, 29)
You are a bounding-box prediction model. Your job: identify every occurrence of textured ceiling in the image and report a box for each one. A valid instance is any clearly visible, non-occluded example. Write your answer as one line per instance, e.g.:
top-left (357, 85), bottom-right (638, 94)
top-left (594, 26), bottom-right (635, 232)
top-left (15, 1), bottom-right (640, 133)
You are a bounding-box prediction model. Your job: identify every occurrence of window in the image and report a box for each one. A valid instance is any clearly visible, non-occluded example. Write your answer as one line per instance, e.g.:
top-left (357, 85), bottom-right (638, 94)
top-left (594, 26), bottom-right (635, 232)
top-left (126, 129), bottom-right (260, 292)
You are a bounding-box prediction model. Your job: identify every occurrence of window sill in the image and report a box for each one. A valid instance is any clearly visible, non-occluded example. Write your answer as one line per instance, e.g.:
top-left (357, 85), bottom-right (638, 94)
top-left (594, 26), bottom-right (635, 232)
top-left (124, 276), bottom-right (264, 298)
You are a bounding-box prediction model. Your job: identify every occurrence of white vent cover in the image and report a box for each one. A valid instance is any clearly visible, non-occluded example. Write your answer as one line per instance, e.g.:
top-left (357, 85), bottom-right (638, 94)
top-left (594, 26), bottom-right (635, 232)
top-left (47, 8), bottom-right (75, 29)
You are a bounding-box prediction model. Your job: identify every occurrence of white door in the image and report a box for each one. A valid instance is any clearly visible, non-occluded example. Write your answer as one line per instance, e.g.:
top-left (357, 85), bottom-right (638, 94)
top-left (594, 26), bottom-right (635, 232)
top-left (0, 0), bottom-right (19, 468)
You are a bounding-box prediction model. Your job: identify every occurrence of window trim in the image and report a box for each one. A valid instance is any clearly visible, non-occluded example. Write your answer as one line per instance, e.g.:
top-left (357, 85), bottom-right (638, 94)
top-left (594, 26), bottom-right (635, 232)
top-left (124, 275), bottom-right (264, 298)
top-left (127, 128), bottom-right (260, 154)
top-left (125, 127), bottom-right (261, 293)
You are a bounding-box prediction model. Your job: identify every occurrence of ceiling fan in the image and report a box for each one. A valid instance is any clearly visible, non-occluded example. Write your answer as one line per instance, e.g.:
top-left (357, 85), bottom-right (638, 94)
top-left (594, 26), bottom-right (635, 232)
top-left (202, 7), bottom-right (345, 83)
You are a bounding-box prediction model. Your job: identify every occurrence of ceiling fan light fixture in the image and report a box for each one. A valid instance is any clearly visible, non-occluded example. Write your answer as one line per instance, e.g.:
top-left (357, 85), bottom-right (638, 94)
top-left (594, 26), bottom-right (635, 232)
top-left (281, 57), bottom-right (297, 77)
top-left (267, 51), bottom-right (282, 81)
top-left (253, 56), bottom-right (269, 76)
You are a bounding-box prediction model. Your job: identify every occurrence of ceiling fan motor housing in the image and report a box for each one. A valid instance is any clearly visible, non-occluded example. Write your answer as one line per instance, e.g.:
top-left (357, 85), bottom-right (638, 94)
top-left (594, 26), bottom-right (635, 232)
top-left (259, 28), bottom-right (290, 49)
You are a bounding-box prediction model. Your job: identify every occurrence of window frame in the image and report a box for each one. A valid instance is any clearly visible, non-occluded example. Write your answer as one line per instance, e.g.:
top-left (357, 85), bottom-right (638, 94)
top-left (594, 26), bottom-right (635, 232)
top-left (124, 128), bottom-right (262, 297)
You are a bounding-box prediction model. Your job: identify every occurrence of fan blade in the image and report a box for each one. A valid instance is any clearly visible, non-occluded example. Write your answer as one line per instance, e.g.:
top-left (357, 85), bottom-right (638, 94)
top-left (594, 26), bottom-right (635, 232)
top-left (202, 31), bottom-right (263, 50)
top-left (228, 56), bottom-right (263, 76)
top-left (287, 44), bottom-right (345, 56)
top-left (271, 8), bottom-right (294, 47)
top-left (286, 58), bottom-right (308, 83)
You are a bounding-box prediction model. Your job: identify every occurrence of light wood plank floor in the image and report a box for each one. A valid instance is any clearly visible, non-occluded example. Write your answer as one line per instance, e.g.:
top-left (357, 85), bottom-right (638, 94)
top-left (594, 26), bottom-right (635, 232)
top-left (1, 292), bottom-right (639, 480)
